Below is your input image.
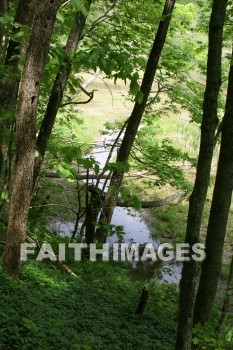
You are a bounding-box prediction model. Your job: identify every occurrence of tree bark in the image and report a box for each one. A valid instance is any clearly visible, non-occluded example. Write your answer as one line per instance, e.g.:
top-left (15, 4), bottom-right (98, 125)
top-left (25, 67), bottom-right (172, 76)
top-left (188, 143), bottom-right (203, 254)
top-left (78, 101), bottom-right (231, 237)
top-left (176, 1), bottom-right (227, 348)
top-left (217, 255), bottom-right (233, 330)
top-left (193, 52), bottom-right (233, 325)
top-left (3, 0), bottom-right (60, 278)
top-left (136, 287), bottom-right (149, 315)
top-left (95, 0), bottom-right (176, 242)
top-left (0, 0), bottom-right (5, 59)
top-left (0, 0), bottom-right (35, 176)
top-left (86, 190), bottom-right (102, 244)
top-left (33, 2), bottom-right (92, 185)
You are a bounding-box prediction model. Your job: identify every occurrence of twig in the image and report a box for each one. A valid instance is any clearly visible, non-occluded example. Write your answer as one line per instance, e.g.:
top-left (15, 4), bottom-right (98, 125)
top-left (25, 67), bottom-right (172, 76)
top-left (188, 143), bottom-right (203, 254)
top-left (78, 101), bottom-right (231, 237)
top-left (81, 0), bottom-right (117, 39)
top-left (96, 118), bottom-right (129, 189)
top-left (30, 204), bottom-right (78, 215)
top-left (60, 90), bottom-right (94, 107)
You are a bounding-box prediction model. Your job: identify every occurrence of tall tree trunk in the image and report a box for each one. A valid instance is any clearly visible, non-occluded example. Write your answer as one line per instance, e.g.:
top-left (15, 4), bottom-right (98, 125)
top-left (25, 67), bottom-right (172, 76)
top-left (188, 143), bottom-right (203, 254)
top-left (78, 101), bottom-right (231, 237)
top-left (176, 1), bottom-right (227, 349)
top-left (0, 0), bottom-right (5, 59)
top-left (0, 0), bottom-right (35, 176)
top-left (217, 255), bottom-right (233, 330)
top-left (193, 53), bottom-right (233, 325)
top-left (3, 0), bottom-right (59, 278)
top-left (95, 0), bottom-right (176, 242)
top-left (33, 2), bottom-right (92, 185)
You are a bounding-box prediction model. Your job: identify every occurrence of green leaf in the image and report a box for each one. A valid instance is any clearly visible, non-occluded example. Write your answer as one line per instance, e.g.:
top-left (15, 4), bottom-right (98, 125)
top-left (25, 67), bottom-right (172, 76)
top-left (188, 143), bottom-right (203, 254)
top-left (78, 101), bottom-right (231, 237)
top-left (1, 190), bottom-right (9, 202)
top-left (94, 164), bottom-right (100, 175)
top-left (56, 11), bottom-right (65, 23)
top-left (22, 317), bottom-right (38, 331)
top-left (81, 158), bottom-right (94, 169)
top-left (70, 0), bottom-right (90, 16)
top-left (123, 162), bottom-right (130, 172)
top-left (192, 337), bottom-right (199, 345)
top-left (58, 164), bottom-right (76, 180)
top-left (130, 79), bottom-right (140, 95)
top-left (132, 196), bottom-right (142, 211)
top-left (136, 90), bottom-right (144, 105)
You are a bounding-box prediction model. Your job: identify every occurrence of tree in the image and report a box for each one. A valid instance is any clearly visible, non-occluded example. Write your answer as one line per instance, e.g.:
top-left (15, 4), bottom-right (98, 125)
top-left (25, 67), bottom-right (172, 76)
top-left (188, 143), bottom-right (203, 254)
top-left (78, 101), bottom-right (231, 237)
top-left (176, 0), bottom-right (228, 348)
top-left (33, 0), bottom-right (93, 186)
top-left (217, 255), bottom-right (233, 330)
top-left (193, 50), bottom-right (233, 325)
top-left (0, 0), bottom-right (35, 177)
top-left (95, 0), bottom-right (176, 242)
top-left (3, 0), bottom-right (60, 278)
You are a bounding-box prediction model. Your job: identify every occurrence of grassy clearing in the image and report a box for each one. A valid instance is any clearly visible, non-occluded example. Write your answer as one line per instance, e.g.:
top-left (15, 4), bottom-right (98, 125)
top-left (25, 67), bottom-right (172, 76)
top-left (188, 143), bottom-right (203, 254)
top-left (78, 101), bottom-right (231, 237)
top-left (67, 73), bottom-right (133, 143)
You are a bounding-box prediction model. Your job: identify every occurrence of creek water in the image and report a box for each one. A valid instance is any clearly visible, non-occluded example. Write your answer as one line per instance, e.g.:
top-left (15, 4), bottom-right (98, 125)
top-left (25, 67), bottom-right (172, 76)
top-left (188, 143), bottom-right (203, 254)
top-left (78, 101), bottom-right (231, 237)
top-left (48, 133), bottom-right (182, 284)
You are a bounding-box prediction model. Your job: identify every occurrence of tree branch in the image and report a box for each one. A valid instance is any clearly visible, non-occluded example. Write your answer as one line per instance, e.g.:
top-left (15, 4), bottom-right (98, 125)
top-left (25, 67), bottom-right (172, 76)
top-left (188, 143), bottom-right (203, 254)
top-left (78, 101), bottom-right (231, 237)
top-left (81, 0), bottom-right (117, 39)
top-left (60, 89), bottom-right (95, 107)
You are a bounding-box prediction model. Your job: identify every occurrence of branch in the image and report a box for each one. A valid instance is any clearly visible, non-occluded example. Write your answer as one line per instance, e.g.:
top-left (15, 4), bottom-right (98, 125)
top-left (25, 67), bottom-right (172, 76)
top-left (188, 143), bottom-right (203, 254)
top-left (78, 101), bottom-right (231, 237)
top-left (81, 0), bottom-right (117, 39)
top-left (30, 204), bottom-right (78, 215)
top-left (60, 89), bottom-right (95, 107)
top-left (97, 118), bottom-right (129, 190)
top-left (61, 0), bottom-right (70, 9)
top-left (25, 236), bottom-right (77, 277)
top-left (146, 82), bottom-right (165, 108)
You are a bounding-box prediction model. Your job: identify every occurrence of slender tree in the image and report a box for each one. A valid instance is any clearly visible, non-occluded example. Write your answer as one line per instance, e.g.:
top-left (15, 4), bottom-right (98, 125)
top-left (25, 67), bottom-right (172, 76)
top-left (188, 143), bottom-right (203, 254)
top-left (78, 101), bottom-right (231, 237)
top-left (176, 1), bottom-right (228, 348)
top-left (0, 0), bottom-right (35, 176)
top-left (95, 0), bottom-right (176, 242)
top-left (217, 254), bottom-right (233, 330)
top-left (193, 52), bottom-right (233, 325)
top-left (0, 0), bottom-right (5, 58)
top-left (33, 1), bottom-right (92, 185)
top-left (3, 0), bottom-right (60, 278)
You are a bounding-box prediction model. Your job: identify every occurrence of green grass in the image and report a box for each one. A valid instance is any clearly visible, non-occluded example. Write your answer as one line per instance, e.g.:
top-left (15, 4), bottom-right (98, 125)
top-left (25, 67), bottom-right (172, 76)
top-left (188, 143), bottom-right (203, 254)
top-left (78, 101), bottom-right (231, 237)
top-left (61, 73), bottom-right (132, 144)
top-left (152, 203), bottom-right (188, 242)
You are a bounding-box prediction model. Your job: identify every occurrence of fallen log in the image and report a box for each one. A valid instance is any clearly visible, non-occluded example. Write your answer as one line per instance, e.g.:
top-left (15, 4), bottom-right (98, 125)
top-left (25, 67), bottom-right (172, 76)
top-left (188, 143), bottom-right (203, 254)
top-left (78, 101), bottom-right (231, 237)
top-left (44, 170), bottom-right (169, 181)
top-left (116, 191), bottom-right (185, 208)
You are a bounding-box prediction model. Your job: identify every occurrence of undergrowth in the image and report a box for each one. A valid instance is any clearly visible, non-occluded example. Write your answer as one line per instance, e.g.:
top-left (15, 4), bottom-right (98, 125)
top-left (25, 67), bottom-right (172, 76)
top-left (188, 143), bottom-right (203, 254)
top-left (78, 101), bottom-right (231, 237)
top-left (0, 238), bottom-right (178, 350)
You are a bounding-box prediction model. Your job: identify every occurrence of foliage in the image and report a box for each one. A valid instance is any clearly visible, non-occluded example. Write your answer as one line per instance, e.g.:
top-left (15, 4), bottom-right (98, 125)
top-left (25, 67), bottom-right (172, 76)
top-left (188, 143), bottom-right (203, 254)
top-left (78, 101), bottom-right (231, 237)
top-left (0, 245), bottom-right (178, 350)
top-left (192, 321), bottom-right (233, 350)
top-left (152, 203), bottom-right (188, 242)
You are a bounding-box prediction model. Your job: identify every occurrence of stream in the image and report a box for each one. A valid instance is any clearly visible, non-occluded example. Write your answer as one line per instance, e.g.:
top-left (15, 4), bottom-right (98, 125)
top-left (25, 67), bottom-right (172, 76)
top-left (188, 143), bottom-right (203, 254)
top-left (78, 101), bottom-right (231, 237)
top-left (48, 133), bottom-right (182, 284)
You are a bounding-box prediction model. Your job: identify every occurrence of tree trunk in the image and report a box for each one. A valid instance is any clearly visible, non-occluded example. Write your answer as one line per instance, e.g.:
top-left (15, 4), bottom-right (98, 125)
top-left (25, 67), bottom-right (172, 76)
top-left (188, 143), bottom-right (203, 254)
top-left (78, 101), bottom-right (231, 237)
top-left (136, 287), bottom-right (149, 315)
top-left (95, 0), bottom-right (176, 242)
top-left (0, 0), bottom-right (5, 59)
top-left (0, 144), bottom-right (4, 175)
top-left (193, 53), bottom-right (233, 325)
top-left (0, 0), bottom-right (35, 177)
top-left (86, 189), bottom-right (102, 244)
top-left (217, 255), bottom-right (233, 330)
top-left (3, 0), bottom-right (59, 278)
top-left (176, 1), bottom-right (227, 348)
top-left (33, 2), bottom-right (91, 185)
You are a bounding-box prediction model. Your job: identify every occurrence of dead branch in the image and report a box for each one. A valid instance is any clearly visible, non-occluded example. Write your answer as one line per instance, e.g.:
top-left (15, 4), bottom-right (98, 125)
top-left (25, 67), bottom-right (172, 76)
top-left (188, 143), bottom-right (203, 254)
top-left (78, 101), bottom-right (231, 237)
top-left (25, 236), bottom-right (77, 277)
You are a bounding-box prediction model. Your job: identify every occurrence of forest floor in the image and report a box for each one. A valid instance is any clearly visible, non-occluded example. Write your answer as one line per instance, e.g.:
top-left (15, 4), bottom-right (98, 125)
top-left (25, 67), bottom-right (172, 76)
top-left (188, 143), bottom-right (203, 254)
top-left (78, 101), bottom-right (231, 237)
top-left (0, 244), bottom-right (179, 350)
